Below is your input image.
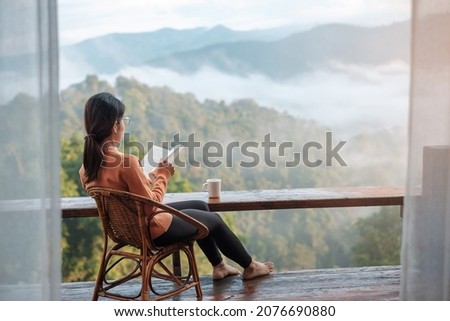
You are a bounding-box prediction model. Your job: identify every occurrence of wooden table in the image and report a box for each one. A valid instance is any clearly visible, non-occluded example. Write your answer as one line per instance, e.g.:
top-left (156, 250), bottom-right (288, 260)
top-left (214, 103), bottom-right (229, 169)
top-left (61, 186), bottom-right (404, 218)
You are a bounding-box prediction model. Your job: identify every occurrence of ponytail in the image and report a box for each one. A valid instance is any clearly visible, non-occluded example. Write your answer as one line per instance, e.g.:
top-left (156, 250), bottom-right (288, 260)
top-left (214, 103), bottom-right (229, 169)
top-left (82, 92), bottom-right (125, 183)
top-left (83, 134), bottom-right (104, 183)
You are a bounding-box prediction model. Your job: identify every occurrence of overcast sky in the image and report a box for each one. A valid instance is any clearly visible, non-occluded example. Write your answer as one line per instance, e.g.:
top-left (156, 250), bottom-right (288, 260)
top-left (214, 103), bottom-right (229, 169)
top-left (58, 0), bottom-right (411, 45)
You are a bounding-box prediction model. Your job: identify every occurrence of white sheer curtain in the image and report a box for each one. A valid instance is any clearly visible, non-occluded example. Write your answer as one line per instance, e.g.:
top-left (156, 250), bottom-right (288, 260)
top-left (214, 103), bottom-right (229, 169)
top-left (401, 0), bottom-right (450, 300)
top-left (0, 0), bottom-right (61, 299)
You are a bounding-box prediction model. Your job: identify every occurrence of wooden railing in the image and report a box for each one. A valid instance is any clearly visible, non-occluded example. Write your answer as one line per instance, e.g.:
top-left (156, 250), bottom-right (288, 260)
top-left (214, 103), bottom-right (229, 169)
top-left (61, 186), bottom-right (404, 218)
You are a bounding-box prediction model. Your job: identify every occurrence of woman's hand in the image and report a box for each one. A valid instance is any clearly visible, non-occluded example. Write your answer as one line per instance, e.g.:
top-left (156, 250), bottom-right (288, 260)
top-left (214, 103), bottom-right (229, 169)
top-left (156, 159), bottom-right (175, 177)
top-left (148, 171), bottom-right (157, 184)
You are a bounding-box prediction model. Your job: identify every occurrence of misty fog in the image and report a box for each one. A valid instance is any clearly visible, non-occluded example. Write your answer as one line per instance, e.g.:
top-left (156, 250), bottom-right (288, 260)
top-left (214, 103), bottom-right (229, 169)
top-left (60, 58), bottom-right (409, 139)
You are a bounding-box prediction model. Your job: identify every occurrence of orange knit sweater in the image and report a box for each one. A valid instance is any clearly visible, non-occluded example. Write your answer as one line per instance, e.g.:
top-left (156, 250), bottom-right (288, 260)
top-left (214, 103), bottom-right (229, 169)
top-left (79, 147), bottom-right (173, 239)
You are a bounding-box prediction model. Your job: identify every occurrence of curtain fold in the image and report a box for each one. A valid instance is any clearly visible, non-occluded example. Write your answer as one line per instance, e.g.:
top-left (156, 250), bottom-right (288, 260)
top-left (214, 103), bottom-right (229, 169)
top-left (0, 0), bottom-right (61, 300)
top-left (401, 0), bottom-right (450, 300)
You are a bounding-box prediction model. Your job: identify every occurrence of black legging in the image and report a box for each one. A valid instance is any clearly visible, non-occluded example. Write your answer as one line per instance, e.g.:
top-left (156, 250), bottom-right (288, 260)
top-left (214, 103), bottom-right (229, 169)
top-left (153, 200), bottom-right (252, 268)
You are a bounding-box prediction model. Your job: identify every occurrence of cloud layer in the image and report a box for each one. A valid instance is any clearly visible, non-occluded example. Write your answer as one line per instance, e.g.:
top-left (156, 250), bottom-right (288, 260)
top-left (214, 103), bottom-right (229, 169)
top-left (62, 60), bottom-right (408, 139)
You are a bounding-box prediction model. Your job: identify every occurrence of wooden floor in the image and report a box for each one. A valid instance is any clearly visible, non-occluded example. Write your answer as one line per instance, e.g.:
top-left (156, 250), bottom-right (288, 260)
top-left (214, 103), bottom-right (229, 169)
top-left (61, 265), bottom-right (400, 301)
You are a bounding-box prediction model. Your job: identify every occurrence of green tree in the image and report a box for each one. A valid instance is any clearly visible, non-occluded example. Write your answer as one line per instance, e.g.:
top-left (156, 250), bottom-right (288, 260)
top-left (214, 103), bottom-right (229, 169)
top-left (60, 135), bottom-right (103, 281)
top-left (352, 207), bottom-right (402, 266)
top-left (60, 135), bottom-right (85, 197)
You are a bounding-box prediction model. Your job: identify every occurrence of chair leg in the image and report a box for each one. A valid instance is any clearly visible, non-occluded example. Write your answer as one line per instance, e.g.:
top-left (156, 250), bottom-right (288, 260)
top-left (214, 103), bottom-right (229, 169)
top-left (92, 235), bottom-right (110, 300)
top-left (143, 245), bottom-right (203, 301)
top-left (141, 252), bottom-right (151, 301)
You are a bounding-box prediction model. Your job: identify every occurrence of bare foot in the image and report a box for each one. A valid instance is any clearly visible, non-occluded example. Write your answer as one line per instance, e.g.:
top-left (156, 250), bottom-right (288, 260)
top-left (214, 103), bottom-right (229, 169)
top-left (242, 260), bottom-right (274, 280)
top-left (213, 261), bottom-right (241, 280)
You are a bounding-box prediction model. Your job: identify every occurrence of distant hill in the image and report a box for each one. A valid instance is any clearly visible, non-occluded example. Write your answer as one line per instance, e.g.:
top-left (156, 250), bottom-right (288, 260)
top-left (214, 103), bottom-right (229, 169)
top-left (147, 22), bottom-right (410, 80)
top-left (59, 22), bottom-right (409, 79)
top-left (60, 25), bottom-right (298, 74)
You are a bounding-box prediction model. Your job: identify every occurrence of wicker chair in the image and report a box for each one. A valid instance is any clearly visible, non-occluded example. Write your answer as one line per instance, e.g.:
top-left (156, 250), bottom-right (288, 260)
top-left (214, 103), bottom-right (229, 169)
top-left (88, 187), bottom-right (208, 301)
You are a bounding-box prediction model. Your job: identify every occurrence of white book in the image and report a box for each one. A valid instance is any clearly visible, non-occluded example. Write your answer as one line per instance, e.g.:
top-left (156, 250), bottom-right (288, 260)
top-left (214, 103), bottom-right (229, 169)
top-left (142, 145), bottom-right (182, 175)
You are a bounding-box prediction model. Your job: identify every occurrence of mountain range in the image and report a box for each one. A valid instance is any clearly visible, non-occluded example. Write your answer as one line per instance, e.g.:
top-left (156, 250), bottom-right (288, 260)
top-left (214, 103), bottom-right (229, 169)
top-left (60, 24), bottom-right (299, 74)
top-left (60, 21), bottom-right (410, 80)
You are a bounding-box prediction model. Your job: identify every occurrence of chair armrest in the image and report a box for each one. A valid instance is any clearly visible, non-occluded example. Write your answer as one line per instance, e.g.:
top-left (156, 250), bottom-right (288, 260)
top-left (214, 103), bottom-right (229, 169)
top-left (88, 187), bottom-right (209, 240)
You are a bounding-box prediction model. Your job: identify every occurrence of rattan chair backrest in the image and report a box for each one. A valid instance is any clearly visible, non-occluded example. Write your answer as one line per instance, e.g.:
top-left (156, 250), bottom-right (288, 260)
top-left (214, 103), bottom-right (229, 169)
top-left (90, 189), bottom-right (147, 249)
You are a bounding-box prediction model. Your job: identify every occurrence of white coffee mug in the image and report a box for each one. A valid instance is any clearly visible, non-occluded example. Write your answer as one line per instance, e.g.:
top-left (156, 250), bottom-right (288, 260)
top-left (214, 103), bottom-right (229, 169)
top-left (202, 178), bottom-right (221, 199)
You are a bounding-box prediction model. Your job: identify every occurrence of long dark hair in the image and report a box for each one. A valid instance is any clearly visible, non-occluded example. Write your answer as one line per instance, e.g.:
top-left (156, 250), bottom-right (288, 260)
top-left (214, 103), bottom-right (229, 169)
top-left (83, 92), bottom-right (125, 183)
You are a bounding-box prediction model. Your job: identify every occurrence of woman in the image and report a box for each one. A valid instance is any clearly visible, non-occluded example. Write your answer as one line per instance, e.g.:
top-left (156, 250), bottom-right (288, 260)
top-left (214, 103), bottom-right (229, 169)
top-left (79, 92), bottom-right (274, 280)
